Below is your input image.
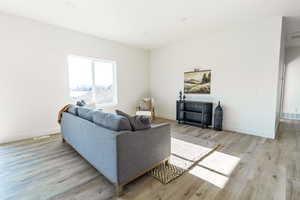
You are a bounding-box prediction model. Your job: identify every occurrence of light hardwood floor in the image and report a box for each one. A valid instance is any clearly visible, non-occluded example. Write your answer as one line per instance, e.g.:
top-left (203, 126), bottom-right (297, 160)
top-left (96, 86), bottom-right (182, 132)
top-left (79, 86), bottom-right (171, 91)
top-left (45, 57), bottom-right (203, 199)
top-left (1, 119), bottom-right (300, 200)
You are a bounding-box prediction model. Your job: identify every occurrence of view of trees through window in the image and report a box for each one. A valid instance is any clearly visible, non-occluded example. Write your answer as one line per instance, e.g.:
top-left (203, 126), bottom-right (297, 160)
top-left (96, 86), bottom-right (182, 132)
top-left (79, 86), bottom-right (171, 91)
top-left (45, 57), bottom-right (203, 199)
top-left (68, 55), bottom-right (116, 105)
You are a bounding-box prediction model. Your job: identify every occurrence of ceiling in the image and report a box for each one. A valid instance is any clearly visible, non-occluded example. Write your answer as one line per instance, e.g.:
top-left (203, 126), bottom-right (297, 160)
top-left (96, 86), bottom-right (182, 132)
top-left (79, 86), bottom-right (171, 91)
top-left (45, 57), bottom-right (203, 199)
top-left (0, 0), bottom-right (300, 49)
top-left (286, 17), bottom-right (300, 47)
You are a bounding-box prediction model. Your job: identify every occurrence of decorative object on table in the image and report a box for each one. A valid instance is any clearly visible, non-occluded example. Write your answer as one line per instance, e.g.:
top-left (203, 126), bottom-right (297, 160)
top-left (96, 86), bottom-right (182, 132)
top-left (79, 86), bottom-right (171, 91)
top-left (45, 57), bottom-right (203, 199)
top-left (136, 98), bottom-right (155, 121)
top-left (76, 100), bottom-right (86, 107)
top-left (184, 69), bottom-right (211, 94)
top-left (179, 90), bottom-right (183, 101)
top-left (214, 101), bottom-right (223, 131)
top-left (176, 100), bottom-right (212, 128)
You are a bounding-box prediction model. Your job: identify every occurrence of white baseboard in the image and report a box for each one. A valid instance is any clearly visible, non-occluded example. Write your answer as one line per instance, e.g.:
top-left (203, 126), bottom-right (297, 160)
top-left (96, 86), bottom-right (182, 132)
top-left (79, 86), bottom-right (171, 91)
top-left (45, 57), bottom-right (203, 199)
top-left (157, 114), bottom-right (275, 139)
top-left (0, 128), bottom-right (60, 144)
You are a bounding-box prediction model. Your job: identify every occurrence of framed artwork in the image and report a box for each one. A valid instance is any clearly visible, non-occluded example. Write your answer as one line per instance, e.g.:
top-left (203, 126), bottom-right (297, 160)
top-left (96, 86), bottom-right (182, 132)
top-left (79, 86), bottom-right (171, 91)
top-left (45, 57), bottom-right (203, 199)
top-left (184, 70), bottom-right (211, 94)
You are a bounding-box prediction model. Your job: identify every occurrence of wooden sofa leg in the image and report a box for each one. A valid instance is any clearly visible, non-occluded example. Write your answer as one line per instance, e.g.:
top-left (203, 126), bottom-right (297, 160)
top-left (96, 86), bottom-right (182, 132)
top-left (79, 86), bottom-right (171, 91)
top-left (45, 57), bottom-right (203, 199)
top-left (115, 184), bottom-right (124, 197)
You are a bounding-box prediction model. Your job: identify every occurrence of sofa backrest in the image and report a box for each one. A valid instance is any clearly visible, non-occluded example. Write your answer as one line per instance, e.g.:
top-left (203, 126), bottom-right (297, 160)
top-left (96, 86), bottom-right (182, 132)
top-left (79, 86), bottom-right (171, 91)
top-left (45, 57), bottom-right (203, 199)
top-left (66, 106), bottom-right (131, 131)
top-left (67, 105), bottom-right (78, 115)
top-left (77, 107), bottom-right (96, 121)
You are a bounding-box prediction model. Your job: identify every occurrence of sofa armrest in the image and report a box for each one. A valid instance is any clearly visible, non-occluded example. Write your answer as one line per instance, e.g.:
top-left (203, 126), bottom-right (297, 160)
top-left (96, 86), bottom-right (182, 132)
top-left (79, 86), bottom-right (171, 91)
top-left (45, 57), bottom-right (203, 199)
top-left (61, 112), bottom-right (119, 184)
top-left (116, 123), bottom-right (171, 184)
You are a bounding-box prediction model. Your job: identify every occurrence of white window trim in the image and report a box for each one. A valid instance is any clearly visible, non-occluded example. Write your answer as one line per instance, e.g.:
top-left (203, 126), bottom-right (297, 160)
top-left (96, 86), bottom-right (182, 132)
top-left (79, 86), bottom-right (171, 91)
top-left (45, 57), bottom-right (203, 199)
top-left (68, 54), bottom-right (118, 107)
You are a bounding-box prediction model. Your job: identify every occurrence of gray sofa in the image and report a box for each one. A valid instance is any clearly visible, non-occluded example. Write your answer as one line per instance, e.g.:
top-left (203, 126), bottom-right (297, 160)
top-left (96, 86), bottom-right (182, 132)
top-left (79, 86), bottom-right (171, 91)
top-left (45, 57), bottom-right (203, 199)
top-left (60, 107), bottom-right (171, 196)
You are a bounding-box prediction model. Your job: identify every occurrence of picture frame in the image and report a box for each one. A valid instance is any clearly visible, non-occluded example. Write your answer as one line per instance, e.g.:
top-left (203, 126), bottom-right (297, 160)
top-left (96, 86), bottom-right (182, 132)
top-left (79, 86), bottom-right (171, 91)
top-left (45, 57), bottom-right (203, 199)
top-left (184, 70), bottom-right (211, 94)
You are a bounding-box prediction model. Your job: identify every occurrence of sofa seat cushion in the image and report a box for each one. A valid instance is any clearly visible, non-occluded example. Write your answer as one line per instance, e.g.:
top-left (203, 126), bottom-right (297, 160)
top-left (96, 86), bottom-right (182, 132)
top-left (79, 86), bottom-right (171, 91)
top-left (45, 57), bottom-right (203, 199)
top-left (115, 110), bottom-right (151, 131)
top-left (77, 107), bottom-right (95, 122)
top-left (92, 110), bottom-right (131, 131)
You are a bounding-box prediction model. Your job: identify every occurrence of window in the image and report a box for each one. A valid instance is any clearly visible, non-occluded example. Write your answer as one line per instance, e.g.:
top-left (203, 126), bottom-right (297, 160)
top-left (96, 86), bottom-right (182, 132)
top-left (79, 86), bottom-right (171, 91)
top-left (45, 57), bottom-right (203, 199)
top-left (68, 55), bottom-right (117, 106)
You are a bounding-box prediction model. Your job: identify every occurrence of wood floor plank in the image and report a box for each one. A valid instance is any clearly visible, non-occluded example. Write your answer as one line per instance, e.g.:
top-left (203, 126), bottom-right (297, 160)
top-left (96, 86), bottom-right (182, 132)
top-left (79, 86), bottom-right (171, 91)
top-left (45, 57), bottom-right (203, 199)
top-left (1, 119), bottom-right (300, 199)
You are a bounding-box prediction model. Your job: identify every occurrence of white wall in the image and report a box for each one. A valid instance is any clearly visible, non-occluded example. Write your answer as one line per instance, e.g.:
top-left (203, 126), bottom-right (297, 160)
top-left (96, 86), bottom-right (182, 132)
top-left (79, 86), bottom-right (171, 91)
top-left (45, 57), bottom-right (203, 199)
top-left (282, 47), bottom-right (300, 119)
top-left (150, 17), bottom-right (283, 138)
top-left (0, 12), bottom-right (149, 143)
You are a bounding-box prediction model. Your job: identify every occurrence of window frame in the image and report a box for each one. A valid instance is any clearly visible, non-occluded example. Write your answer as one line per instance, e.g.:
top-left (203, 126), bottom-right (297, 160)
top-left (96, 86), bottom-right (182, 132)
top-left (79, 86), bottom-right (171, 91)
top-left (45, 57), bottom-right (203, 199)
top-left (67, 54), bottom-right (118, 107)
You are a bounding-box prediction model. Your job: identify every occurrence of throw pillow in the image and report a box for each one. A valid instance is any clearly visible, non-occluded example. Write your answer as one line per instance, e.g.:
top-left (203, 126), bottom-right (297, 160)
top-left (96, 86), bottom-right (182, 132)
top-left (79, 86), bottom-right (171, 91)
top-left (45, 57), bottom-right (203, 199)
top-left (115, 110), bottom-right (151, 131)
top-left (93, 110), bottom-right (132, 131)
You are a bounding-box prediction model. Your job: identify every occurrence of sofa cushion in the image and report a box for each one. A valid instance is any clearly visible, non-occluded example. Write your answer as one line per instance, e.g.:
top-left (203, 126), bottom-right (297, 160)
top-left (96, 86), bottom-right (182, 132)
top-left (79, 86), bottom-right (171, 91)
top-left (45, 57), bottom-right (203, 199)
top-left (67, 105), bottom-right (78, 115)
top-left (115, 110), bottom-right (151, 131)
top-left (77, 107), bottom-right (95, 121)
top-left (93, 110), bottom-right (131, 131)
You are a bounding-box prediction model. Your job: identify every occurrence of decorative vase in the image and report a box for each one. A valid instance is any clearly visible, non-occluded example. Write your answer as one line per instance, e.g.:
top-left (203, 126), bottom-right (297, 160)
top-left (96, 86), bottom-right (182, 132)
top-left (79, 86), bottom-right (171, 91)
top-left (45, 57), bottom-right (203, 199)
top-left (179, 91), bottom-right (183, 101)
top-left (214, 101), bottom-right (223, 131)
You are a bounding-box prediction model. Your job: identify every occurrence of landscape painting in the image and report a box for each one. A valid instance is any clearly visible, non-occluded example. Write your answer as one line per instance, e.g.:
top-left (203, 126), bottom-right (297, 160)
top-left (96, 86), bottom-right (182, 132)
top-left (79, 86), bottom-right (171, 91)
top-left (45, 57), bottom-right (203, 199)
top-left (184, 70), bottom-right (211, 94)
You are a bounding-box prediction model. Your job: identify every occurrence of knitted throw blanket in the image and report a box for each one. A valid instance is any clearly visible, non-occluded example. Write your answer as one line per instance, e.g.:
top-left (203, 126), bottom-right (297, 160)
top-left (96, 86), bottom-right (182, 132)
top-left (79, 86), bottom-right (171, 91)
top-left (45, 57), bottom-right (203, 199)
top-left (58, 104), bottom-right (73, 124)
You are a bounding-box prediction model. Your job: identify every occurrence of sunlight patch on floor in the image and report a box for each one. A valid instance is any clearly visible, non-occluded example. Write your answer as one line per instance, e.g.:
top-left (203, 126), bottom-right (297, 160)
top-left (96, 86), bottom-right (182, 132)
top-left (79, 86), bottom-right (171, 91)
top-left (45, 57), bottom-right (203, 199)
top-left (171, 138), bottom-right (211, 161)
top-left (170, 137), bottom-right (240, 189)
top-left (199, 151), bottom-right (240, 176)
top-left (170, 137), bottom-right (212, 169)
top-left (169, 154), bottom-right (194, 170)
top-left (189, 166), bottom-right (229, 188)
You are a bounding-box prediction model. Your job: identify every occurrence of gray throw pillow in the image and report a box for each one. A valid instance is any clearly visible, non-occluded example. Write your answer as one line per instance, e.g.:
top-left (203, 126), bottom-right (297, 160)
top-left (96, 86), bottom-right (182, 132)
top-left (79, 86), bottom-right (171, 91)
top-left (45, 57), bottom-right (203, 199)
top-left (115, 110), bottom-right (151, 131)
top-left (92, 110), bottom-right (132, 131)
